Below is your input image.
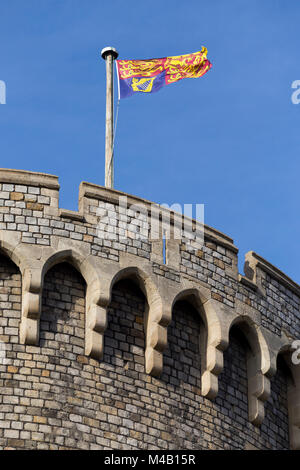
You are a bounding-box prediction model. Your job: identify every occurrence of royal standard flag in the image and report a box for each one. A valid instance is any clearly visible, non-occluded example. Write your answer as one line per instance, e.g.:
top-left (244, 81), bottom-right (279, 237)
top-left (116, 47), bottom-right (212, 99)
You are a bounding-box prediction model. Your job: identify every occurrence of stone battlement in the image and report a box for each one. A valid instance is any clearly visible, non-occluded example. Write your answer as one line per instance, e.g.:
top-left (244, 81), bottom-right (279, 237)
top-left (0, 168), bottom-right (299, 450)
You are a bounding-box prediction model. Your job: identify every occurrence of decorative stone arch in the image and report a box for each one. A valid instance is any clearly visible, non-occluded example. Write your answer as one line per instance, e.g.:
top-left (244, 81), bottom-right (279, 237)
top-left (0, 238), bottom-right (24, 270)
top-left (0, 232), bottom-right (40, 278)
top-left (170, 287), bottom-right (208, 312)
top-left (106, 266), bottom-right (166, 377)
top-left (41, 249), bottom-right (105, 360)
top-left (0, 234), bottom-right (46, 346)
top-left (170, 288), bottom-right (208, 393)
top-left (227, 315), bottom-right (272, 426)
top-left (18, 248), bottom-right (104, 360)
top-left (168, 288), bottom-right (232, 400)
top-left (0, 237), bottom-right (24, 330)
top-left (273, 343), bottom-right (300, 450)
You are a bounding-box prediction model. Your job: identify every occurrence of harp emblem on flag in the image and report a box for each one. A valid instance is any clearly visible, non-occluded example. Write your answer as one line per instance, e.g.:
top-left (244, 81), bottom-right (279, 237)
top-left (131, 77), bottom-right (155, 93)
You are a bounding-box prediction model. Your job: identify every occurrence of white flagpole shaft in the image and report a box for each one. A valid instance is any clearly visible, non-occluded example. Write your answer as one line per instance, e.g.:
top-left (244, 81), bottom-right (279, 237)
top-left (105, 54), bottom-right (114, 188)
top-left (101, 47), bottom-right (118, 189)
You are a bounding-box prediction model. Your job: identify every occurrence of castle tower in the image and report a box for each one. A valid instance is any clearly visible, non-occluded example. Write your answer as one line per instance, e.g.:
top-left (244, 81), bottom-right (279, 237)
top-left (0, 168), bottom-right (299, 450)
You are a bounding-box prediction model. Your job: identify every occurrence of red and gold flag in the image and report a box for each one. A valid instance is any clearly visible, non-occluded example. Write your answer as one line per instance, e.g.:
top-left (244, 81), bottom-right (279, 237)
top-left (116, 47), bottom-right (212, 99)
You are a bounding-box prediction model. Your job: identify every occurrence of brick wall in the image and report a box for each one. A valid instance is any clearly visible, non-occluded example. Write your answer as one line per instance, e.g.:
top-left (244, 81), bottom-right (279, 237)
top-left (0, 263), bottom-right (291, 449)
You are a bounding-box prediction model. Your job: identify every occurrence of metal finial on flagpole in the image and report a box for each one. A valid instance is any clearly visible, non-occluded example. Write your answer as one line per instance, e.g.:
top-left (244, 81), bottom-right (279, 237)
top-left (101, 46), bottom-right (119, 189)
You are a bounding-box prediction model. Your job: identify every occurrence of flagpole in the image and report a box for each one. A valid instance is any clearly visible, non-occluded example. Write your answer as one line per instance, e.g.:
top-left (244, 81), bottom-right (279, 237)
top-left (101, 46), bottom-right (119, 189)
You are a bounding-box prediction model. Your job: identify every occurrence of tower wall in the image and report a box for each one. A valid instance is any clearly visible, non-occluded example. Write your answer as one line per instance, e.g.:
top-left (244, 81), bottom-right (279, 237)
top-left (0, 169), bottom-right (299, 450)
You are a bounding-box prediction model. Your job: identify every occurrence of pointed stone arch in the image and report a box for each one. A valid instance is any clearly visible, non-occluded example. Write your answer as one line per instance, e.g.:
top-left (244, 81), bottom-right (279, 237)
top-left (16, 247), bottom-right (104, 358)
top-left (169, 289), bottom-right (232, 400)
top-left (227, 315), bottom-right (272, 426)
top-left (41, 249), bottom-right (105, 360)
top-left (273, 343), bottom-right (300, 450)
top-left (107, 266), bottom-right (166, 376)
top-left (0, 233), bottom-right (45, 346)
top-left (169, 288), bottom-right (206, 394)
top-left (0, 239), bottom-right (23, 344)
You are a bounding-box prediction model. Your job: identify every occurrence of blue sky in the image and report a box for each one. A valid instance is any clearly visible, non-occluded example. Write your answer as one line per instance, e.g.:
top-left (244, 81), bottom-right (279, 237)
top-left (0, 0), bottom-right (299, 283)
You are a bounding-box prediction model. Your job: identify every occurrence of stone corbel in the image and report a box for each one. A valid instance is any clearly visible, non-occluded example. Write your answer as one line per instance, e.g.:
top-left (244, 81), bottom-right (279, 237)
top-left (145, 298), bottom-right (171, 377)
top-left (85, 278), bottom-right (111, 360)
top-left (238, 321), bottom-right (272, 426)
top-left (201, 299), bottom-right (230, 399)
top-left (247, 363), bottom-right (270, 426)
top-left (247, 329), bottom-right (274, 426)
top-left (20, 267), bottom-right (43, 345)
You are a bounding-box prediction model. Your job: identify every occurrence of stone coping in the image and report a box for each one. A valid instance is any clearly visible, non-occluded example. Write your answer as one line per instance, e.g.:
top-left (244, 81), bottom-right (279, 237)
top-left (238, 274), bottom-right (258, 291)
top-left (0, 168), bottom-right (60, 190)
top-left (59, 209), bottom-right (85, 222)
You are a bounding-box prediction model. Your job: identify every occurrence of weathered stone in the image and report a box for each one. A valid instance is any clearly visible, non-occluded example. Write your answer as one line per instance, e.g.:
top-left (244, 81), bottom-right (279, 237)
top-left (211, 292), bottom-right (223, 302)
top-left (10, 192), bottom-right (24, 201)
top-left (26, 202), bottom-right (44, 211)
